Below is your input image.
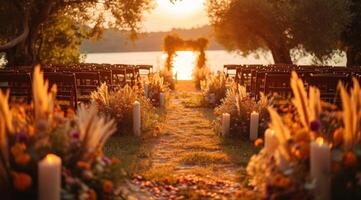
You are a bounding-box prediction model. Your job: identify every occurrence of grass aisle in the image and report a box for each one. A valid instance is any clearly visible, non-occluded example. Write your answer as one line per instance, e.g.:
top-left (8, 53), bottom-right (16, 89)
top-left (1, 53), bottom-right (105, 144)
top-left (105, 81), bottom-right (259, 199)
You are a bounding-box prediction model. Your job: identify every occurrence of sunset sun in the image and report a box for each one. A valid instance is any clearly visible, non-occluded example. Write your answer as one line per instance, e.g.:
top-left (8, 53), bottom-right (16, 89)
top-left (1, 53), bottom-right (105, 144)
top-left (156, 0), bottom-right (204, 16)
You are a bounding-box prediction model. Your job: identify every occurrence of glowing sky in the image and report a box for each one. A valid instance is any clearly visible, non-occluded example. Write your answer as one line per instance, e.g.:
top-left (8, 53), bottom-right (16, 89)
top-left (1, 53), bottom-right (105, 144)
top-left (142, 0), bottom-right (209, 32)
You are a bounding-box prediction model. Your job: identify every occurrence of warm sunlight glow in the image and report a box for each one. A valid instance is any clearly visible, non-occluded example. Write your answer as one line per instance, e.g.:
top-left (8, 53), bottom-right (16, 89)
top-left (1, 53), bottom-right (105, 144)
top-left (172, 51), bottom-right (197, 80)
top-left (156, 0), bottom-right (204, 16)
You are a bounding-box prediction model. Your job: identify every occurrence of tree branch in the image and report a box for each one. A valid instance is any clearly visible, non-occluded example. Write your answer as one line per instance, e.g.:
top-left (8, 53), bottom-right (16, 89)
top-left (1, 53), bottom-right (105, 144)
top-left (0, 15), bottom-right (29, 51)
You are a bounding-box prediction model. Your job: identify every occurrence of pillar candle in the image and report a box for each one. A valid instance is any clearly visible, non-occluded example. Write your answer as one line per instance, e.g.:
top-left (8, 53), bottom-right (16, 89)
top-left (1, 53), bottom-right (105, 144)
top-left (310, 138), bottom-right (331, 200)
top-left (250, 111), bottom-right (259, 141)
top-left (222, 113), bottom-right (230, 136)
top-left (265, 129), bottom-right (278, 153)
top-left (159, 93), bottom-right (165, 108)
top-left (209, 93), bottom-right (216, 104)
top-left (133, 101), bottom-right (141, 136)
top-left (144, 83), bottom-right (149, 98)
top-left (38, 154), bottom-right (61, 200)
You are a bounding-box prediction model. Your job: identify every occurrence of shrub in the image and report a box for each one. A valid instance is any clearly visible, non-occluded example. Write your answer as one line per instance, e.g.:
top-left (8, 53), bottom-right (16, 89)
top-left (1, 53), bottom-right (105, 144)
top-left (146, 73), bottom-right (170, 107)
top-left (91, 84), bottom-right (159, 134)
top-left (214, 84), bottom-right (270, 136)
top-left (201, 73), bottom-right (228, 107)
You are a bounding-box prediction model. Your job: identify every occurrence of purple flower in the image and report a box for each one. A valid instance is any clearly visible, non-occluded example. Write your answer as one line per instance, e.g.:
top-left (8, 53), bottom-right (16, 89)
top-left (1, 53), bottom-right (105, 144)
top-left (15, 131), bottom-right (28, 142)
top-left (69, 130), bottom-right (80, 143)
top-left (102, 156), bottom-right (112, 165)
top-left (310, 119), bottom-right (321, 132)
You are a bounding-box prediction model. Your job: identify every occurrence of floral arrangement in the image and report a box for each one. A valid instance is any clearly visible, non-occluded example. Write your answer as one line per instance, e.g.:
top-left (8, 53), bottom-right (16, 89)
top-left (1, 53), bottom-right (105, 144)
top-left (214, 83), bottom-right (269, 136)
top-left (193, 66), bottom-right (210, 90)
top-left (159, 68), bottom-right (175, 90)
top-left (146, 73), bottom-right (169, 107)
top-left (201, 73), bottom-right (228, 107)
top-left (246, 71), bottom-right (361, 199)
top-left (91, 83), bottom-right (159, 134)
top-left (0, 66), bottom-right (121, 199)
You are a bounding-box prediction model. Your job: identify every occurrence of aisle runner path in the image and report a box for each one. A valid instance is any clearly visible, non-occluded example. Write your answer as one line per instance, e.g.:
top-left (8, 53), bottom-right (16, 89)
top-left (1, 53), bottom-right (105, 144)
top-left (127, 82), bottom-right (258, 199)
top-left (150, 89), bottom-right (241, 180)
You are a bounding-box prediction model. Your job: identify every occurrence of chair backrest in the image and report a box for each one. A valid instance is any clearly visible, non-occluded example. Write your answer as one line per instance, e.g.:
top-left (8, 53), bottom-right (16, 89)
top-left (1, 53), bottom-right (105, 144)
top-left (0, 72), bottom-right (32, 103)
top-left (74, 72), bottom-right (101, 103)
top-left (44, 72), bottom-right (78, 109)
top-left (264, 72), bottom-right (292, 97)
top-left (111, 68), bottom-right (127, 87)
top-left (307, 73), bottom-right (350, 104)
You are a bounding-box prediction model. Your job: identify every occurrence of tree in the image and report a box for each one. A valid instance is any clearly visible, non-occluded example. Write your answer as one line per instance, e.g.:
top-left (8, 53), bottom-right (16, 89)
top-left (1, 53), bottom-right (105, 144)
top-left (0, 0), bottom-right (153, 67)
top-left (342, 0), bottom-right (361, 67)
top-left (207, 0), bottom-right (351, 64)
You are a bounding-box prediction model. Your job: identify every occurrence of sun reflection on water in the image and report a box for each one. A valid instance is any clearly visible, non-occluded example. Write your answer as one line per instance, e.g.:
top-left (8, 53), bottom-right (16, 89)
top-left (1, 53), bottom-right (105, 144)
top-left (171, 51), bottom-right (197, 80)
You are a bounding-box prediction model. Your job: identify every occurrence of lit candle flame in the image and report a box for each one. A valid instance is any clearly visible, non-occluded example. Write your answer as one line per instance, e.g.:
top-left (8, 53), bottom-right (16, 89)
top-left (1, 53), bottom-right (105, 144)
top-left (316, 137), bottom-right (324, 145)
top-left (46, 154), bottom-right (58, 163)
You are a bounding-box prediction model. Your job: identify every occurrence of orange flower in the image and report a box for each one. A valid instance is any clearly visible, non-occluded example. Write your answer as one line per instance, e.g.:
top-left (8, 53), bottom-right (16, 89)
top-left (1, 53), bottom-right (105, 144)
top-left (67, 108), bottom-right (75, 119)
top-left (111, 158), bottom-right (121, 165)
top-left (11, 143), bottom-right (26, 156)
top-left (331, 161), bottom-right (341, 174)
top-left (102, 180), bottom-right (113, 193)
top-left (272, 175), bottom-right (291, 188)
top-left (28, 126), bottom-right (35, 137)
top-left (87, 189), bottom-right (97, 200)
top-left (15, 153), bottom-right (31, 166)
top-left (254, 138), bottom-right (264, 147)
top-left (77, 161), bottom-right (91, 170)
top-left (343, 152), bottom-right (357, 168)
top-left (333, 128), bottom-right (343, 146)
top-left (13, 172), bottom-right (32, 191)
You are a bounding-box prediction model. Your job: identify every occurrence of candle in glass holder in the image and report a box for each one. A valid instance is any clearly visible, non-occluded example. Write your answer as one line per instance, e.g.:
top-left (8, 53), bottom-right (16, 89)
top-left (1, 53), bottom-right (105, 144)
top-left (265, 129), bottom-right (278, 153)
top-left (38, 154), bottom-right (61, 200)
top-left (222, 113), bottom-right (230, 136)
top-left (133, 101), bottom-right (141, 136)
top-left (159, 93), bottom-right (165, 108)
top-left (250, 111), bottom-right (259, 141)
top-left (310, 138), bottom-right (330, 200)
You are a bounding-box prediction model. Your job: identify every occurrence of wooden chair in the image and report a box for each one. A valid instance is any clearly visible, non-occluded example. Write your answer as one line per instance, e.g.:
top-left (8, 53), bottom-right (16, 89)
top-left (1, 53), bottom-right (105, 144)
top-left (307, 73), bottom-right (350, 104)
top-left (74, 72), bottom-right (101, 103)
top-left (44, 72), bottom-right (78, 109)
top-left (264, 72), bottom-right (292, 98)
top-left (0, 72), bottom-right (32, 103)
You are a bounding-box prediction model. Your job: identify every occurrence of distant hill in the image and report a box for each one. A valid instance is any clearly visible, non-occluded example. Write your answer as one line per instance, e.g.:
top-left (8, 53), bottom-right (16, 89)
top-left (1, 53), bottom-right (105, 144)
top-left (80, 26), bottom-right (225, 53)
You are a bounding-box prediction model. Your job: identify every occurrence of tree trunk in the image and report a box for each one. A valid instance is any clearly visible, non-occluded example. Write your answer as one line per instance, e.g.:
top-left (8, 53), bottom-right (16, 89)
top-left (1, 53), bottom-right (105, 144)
top-left (269, 43), bottom-right (293, 64)
top-left (346, 47), bottom-right (361, 67)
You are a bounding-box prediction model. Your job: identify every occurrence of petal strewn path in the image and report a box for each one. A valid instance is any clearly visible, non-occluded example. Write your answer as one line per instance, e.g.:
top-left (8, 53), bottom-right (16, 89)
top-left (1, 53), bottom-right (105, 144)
top-left (106, 81), bottom-right (258, 199)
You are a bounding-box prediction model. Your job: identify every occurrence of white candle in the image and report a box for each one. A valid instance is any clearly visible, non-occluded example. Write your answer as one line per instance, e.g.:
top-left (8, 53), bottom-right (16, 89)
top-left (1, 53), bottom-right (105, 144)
top-left (209, 93), bottom-right (216, 104)
top-left (310, 138), bottom-right (331, 200)
top-left (144, 83), bottom-right (149, 98)
top-left (133, 101), bottom-right (141, 136)
top-left (38, 154), bottom-right (61, 200)
top-left (222, 113), bottom-right (230, 136)
top-left (159, 93), bottom-right (165, 108)
top-left (250, 111), bottom-right (259, 141)
top-left (265, 129), bottom-right (278, 153)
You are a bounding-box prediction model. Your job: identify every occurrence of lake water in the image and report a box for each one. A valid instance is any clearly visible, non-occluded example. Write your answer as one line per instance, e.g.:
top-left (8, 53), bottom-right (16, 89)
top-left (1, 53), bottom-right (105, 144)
top-left (84, 50), bottom-right (346, 80)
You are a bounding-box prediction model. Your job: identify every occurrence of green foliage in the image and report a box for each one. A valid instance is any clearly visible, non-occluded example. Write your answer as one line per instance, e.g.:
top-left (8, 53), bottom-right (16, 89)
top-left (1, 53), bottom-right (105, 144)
top-left (91, 84), bottom-right (160, 134)
top-left (0, 0), bottom-right (153, 66)
top-left (342, 0), bottom-right (361, 66)
top-left (36, 15), bottom-right (88, 64)
top-left (207, 0), bottom-right (351, 64)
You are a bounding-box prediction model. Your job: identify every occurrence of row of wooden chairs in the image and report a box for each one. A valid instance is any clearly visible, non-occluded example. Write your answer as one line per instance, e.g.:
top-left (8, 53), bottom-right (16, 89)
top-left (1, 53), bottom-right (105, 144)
top-left (224, 64), bottom-right (361, 104)
top-left (0, 64), bottom-right (153, 109)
